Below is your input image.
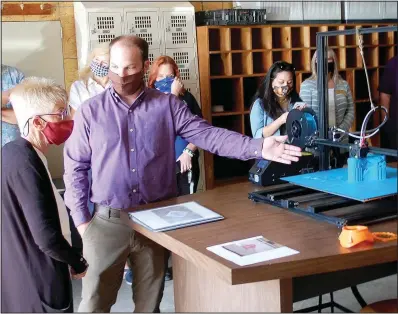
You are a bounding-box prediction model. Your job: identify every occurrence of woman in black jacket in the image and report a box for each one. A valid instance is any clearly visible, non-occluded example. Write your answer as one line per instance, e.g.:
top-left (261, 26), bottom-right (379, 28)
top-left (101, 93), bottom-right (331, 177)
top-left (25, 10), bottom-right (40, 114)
top-left (1, 77), bottom-right (88, 312)
top-left (148, 55), bottom-right (203, 196)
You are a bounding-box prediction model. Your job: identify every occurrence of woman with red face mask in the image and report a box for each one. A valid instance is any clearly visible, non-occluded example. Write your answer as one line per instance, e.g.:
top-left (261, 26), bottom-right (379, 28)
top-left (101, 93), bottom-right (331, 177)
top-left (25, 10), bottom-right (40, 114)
top-left (1, 77), bottom-right (88, 312)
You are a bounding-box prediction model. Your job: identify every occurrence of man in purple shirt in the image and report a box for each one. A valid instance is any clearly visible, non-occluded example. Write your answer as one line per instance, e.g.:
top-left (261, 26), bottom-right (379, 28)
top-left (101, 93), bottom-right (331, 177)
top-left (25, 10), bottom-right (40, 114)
top-left (64, 35), bottom-right (301, 313)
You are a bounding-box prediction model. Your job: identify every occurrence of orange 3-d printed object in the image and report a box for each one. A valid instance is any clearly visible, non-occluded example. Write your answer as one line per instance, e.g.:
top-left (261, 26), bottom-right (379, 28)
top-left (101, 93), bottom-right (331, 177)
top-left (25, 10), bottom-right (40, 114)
top-left (372, 232), bottom-right (397, 242)
top-left (339, 226), bottom-right (374, 248)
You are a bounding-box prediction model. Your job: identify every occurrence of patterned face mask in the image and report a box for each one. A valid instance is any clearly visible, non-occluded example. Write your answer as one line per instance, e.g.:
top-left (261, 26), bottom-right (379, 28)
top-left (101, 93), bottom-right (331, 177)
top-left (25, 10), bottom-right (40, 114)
top-left (90, 60), bottom-right (109, 77)
top-left (273, 84), bottom-right (292, 97)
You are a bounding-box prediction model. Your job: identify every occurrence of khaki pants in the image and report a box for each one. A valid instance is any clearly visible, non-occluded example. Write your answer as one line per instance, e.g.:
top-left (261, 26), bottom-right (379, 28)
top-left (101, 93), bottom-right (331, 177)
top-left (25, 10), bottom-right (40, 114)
top-left (78, 205), bottom-right (167, 313)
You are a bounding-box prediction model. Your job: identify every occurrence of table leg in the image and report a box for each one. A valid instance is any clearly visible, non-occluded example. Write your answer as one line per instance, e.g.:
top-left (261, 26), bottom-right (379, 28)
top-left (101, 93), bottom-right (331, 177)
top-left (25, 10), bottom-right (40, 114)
top-left (172, 253), bottom-right (293, 312)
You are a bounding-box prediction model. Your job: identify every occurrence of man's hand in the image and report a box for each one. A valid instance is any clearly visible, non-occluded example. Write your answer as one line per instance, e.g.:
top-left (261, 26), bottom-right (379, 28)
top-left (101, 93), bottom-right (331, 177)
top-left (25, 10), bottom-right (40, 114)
top-left (262, 135), bottom-right (302, 164)
top-left (177, 151), bottom-right (192, 173)
top-left (77, 221), bottom-right (91, 237)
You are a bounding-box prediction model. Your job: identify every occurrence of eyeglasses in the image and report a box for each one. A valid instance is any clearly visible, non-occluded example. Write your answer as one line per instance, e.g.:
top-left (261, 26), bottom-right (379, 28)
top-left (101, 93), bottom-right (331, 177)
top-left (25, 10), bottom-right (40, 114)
top-left (22, 108), bottom-right (70, 136)
top-left (40, 108), bottom-right (69, 121)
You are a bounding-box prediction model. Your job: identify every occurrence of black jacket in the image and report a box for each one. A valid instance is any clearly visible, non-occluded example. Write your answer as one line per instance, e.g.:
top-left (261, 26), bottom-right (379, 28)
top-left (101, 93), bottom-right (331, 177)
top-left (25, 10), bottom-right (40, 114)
top-left (1, 138), bottom-right (87, 312)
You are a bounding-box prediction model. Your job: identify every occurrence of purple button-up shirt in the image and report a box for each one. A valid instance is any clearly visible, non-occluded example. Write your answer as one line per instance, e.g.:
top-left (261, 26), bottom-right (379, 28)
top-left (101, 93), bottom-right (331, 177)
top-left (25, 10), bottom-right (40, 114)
top-left (64, 87), bottom-right (263, 227)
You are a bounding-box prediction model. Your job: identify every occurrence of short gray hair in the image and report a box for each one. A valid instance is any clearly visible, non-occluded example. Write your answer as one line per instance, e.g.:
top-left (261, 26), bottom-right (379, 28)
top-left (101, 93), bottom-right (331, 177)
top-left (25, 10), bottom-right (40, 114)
top-left (9, 77), bottom-right (68, 134)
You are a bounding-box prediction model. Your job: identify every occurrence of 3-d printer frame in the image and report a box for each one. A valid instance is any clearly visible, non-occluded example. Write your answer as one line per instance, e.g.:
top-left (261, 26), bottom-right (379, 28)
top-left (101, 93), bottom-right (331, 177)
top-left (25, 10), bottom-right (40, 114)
top-left (302, 25), bottom-right (398, 314)
top-left (316, 26), bottom-right (398, 171)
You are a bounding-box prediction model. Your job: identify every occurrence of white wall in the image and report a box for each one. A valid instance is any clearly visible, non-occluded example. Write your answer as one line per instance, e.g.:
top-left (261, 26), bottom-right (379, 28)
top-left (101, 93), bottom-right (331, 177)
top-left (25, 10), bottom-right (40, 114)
top-left (2, 21), bottom-right (66, 179)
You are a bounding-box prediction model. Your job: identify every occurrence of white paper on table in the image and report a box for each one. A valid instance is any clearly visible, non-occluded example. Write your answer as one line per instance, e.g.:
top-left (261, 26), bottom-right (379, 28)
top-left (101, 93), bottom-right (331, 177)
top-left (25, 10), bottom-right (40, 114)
top-left (207, 236), bottom-right (299, 266)
top-left (130, 201), bottom-right (223, 231)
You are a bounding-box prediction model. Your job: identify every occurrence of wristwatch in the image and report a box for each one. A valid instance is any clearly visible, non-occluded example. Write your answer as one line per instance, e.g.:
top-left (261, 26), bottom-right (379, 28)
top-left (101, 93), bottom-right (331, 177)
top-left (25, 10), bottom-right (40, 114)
top-left (183, 147), bottom-right (194, 158)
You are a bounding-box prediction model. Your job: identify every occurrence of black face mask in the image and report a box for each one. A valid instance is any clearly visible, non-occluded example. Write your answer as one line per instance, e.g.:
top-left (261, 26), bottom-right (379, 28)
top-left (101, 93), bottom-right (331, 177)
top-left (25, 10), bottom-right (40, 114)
top-left (327, 62), bottom-right (335, 74)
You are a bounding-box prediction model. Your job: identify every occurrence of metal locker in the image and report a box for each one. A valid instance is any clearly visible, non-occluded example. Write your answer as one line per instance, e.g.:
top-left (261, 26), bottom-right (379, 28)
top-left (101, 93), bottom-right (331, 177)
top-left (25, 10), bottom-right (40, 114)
top-left (166, 48), bottom-right (197, 83)
top-left (163, 11), bottom-right (195, 48)
top-left (144, 49), bottom-right (162, 85)
top-left (88, 12), bottom-right (122, 50)
top-left (184, 82), bottom-right (201, 106)
top-left (343, 2), bottom-right (384, 20)
top-left (125, 11), bottom-right (160, 50)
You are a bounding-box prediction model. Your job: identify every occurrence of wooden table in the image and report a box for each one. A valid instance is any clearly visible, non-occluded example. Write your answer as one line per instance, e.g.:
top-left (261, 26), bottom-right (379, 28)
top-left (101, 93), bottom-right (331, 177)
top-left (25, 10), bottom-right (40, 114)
top-left (131, 182), bottom-right (397, 312)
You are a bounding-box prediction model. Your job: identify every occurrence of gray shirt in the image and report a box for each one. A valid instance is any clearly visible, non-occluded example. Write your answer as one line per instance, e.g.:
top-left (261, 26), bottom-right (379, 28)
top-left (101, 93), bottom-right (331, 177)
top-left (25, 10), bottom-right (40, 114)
top-left (299, 78), bottom-right (355, 132)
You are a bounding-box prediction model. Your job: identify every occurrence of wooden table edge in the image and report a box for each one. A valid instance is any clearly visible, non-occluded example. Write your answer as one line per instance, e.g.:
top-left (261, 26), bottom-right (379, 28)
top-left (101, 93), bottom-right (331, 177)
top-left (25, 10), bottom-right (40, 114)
top-left (132, 220), bottom-right (397, 285)
top-left (132, 221), bottom-right (234, 284)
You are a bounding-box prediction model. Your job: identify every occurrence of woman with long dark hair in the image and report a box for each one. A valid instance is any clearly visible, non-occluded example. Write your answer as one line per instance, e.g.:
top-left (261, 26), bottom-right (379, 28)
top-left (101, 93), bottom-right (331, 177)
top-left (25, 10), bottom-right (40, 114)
top-left (250, 61), bottom-right (303, 138)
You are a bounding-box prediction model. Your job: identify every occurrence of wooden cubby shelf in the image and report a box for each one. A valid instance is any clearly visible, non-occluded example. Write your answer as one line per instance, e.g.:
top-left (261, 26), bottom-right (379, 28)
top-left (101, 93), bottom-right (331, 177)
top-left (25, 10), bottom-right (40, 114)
top-left (209, 53), bottom-right (231, 76)
top-left (197, 23), bottom-right (397, 190)
top-left (210, 78), bottom-right (243, 114)
top-left (251, 27), bottom-right (272, 50)
top-left (252, 51), bottom-right (272, 73)
top-left (243, 77), bottom-right (262, 110)
top-left (244, 113), bottom-right (252, 137)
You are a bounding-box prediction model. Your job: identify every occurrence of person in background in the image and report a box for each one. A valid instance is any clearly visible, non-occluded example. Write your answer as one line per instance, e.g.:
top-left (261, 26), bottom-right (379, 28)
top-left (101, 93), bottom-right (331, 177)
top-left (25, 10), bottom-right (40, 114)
top-left (1, 64), bottom-right (25, 146)
top-left (378, 55), bottom-right (397, 152)
top-left (146, 55), bottom-right (203, 283)
top-left (63, 35), bottom-right (301, 313)
top-left (148, 56), bottom-right (202, 195)
top-left (300, 48), bottom-right (354, 167)
top-left (1, 77), bottom-right (88, 313)
top-left (250, 61), bottom-right (303, 138)
top-left (68, 44), bottom-right (110, 115)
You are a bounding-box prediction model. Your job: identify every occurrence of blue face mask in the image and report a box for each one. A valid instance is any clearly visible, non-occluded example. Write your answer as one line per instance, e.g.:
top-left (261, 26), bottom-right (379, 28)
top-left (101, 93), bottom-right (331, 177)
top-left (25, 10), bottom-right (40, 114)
top-left (154, 77), bottom-right (174, 94)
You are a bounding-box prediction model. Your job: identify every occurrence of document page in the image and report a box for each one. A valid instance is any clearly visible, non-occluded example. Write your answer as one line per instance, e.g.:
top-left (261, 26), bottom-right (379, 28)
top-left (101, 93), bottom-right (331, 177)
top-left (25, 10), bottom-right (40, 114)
top-left (207, 236), bottom-right (299, 266)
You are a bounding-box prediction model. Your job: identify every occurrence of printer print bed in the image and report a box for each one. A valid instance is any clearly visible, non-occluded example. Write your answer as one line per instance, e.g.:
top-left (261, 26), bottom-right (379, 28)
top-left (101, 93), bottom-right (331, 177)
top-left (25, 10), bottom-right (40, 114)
top-left (281, 167), bottom-right (397, 202)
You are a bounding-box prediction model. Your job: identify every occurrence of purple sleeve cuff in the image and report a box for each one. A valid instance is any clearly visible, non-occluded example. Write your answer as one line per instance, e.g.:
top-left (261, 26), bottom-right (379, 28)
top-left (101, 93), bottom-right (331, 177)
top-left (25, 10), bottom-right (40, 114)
top-left (248, 138), bottom-right (264, 159)
top-left (71, 207), bottom-right (92, 228)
